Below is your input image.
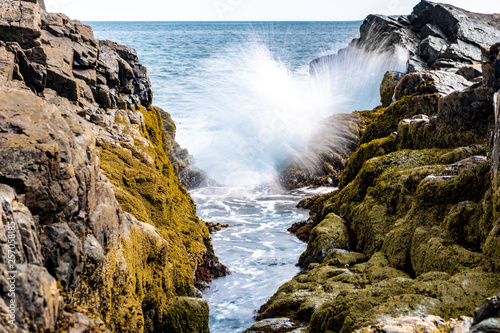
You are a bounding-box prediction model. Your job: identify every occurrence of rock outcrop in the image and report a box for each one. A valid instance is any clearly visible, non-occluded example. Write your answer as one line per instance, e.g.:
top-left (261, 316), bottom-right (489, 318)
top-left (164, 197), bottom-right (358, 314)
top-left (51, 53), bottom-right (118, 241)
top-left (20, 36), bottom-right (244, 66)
top-left (280, 0), bottom-right (500, 189)
top-left (256, 2), bottom-right (500, 333)
top-left (0, 1), bottom-right (225, 332)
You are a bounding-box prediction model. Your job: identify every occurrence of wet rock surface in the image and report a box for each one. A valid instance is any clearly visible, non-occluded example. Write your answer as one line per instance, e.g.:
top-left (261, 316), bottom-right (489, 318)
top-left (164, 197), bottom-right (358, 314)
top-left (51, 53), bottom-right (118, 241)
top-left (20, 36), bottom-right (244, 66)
top-left (282, 0), bottom-right (500, 190)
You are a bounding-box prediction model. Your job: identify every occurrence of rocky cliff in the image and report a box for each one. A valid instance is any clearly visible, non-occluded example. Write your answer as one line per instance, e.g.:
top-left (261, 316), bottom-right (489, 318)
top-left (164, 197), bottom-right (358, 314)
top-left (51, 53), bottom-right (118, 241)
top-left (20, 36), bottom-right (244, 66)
top-left (252, 2), bottom-right (500, 333)
top-left (0, 1), bottom-right (226, 332)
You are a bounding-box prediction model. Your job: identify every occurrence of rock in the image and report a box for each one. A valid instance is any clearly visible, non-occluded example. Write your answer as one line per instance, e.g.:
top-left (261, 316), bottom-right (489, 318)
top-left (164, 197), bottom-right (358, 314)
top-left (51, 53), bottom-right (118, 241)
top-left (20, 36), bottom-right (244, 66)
top-left (394, 70), bottom-right (472, 100)
top-left (471, 318), bottom-right (500, 333)
top-left (441, 156), bottom-right (488, 176)
top-left (357, 14), bottom-right (418, 53)
top-left (0, 46), bottom-right (15, 83)
top-left (288, 220), bottom-right (315, 243)
top-left (0, 3), bottom-right (221, 331)
top-left (83, 234), bottom-right (104, 264)
top-left (380, 70), bottom-right (404, 107)
top-left (312, 1), bottom-right (500, 75)
top-left (278, 112), bottom-right (369, 189)
top-left (418, 35), bottom-right (447, 65)
top-left (41, 223), bottom-right (82, 290)
top-left (410, 1), bottom-right (500, 46)
top-left (0, 264), bottom-right (64, 332)
top-left (457, 64), bottom-right (483, 81)
top-left (437, 86), bottom-right (494, 129)
top-left (298, 213), bottom-right (349, 268)
top-left (483, 43), bottom-right (500, 90)
top-left (0, 184), bottom-right (43, 265)
top-left (252, 3), bottom-right (500, 333)
top-left (244, 318), bottom-right (301, 333)
top-left (205, 222), bottom-right (229, 234)
top-left (356, 315), bottom-right (473, 333)
top-left (163, 297), bottom-right (210, 333)
top-left (474, 294), bottom-right (500, 326)
top-left (0, 1), bottom-right (42, 49)
top-left (158, 108), bottom-right (211, 189)
top-left (57, 312), bottom-right (109, 333)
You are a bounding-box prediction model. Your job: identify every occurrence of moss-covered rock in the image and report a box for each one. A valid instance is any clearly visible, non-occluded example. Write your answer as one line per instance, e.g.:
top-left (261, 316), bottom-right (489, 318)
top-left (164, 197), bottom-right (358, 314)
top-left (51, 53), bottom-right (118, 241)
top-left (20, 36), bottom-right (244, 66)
top-left (298, 214), bottom-right (349, 268)
top-left (97, 106), bottom-right (209, 297)
top-left (257, 52), bottom-right (499, 333)
top-left (163, 297), bottom-right (210, 333)
top-left (66, 104), bottom-right (222, 332)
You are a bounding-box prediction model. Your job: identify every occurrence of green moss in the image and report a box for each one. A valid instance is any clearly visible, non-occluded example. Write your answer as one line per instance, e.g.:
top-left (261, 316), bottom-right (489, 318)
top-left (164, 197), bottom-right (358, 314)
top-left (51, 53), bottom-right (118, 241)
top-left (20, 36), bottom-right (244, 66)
top-left (339, 135), bottom-right (397, 189)
top-left (254, 68), bottom-right (500, 332)
top-left (359, 94), bottom-right (440, 146)
top-left (440, 145), bottom-right (488, 165)
top-left (91, 106), bottom-right (210, 332)
top-left (298, 214), bottom-right (349, 268)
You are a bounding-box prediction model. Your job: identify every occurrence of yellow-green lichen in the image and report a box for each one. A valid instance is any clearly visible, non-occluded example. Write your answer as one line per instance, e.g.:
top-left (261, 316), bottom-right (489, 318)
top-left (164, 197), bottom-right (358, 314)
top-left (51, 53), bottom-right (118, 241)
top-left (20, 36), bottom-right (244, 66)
top-left (90, 105), bottom-right (210, 332)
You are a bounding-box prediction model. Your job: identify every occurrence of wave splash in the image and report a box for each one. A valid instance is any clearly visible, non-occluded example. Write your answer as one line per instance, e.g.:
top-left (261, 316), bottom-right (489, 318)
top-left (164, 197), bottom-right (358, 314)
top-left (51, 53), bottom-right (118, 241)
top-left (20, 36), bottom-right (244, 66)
top-left (181, 35), bottom-right (408, 186)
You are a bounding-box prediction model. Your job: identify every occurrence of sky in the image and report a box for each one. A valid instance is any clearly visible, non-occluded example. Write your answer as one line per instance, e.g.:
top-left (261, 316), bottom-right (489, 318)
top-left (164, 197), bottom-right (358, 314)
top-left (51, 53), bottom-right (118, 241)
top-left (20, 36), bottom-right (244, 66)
top-left (44, 0), bottom-right (499, 21)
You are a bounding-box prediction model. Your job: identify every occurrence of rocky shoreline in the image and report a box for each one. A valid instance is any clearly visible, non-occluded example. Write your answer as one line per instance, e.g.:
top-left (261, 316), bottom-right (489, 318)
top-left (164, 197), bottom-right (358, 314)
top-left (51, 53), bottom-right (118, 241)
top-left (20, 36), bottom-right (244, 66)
top-left (0, 1), bottom-right (226, 332)
top-left (1, 0), bottom-right (500, 333)
top-left (250, 2), bottom-right (500, 333)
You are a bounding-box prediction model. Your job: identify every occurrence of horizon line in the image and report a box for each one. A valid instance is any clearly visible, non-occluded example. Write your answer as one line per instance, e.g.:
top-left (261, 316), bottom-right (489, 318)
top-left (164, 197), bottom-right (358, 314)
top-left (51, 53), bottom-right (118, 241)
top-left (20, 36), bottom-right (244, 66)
top-left (82, 20), bottom-right (366, 23)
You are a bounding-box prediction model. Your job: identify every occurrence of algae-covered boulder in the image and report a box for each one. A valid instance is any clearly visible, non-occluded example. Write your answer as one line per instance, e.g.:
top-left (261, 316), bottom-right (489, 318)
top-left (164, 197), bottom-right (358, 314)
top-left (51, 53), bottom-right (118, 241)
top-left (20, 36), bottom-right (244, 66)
top-left (298, 214), bottom-right (349, 268)
top-left (163, 297), bottom-right (210, 333)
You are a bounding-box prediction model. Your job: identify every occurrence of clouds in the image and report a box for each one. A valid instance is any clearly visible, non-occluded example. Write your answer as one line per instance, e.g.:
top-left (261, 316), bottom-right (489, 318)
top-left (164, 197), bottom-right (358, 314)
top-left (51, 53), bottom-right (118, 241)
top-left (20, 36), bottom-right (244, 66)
top-left (44, 0), bottom-right (498, 21)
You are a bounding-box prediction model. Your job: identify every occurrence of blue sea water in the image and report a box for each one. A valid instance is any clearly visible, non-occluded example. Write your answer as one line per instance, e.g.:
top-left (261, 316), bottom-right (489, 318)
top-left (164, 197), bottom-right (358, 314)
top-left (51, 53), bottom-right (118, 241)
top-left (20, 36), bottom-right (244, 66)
top-left (87, 21), bottom-right (392, 333)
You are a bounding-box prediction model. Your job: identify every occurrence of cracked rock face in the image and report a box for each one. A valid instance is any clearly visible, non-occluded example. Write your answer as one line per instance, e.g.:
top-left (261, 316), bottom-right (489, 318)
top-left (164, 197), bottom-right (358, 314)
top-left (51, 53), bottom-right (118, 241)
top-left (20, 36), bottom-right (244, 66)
top-left (0, 1), bottom-right (223, 332)
top-left (0, 0), bottom-right (152, 108)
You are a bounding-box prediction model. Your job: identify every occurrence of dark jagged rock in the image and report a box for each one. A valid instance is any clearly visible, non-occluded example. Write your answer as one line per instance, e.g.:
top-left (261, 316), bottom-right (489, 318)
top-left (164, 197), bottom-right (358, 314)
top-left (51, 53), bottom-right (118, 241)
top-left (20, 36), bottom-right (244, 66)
top-left (473, 294), bottom-right (500, 327)
top-left (349, 0), bottom-right (500, 72)
top-left (0, 1), bottom-right (224, 332)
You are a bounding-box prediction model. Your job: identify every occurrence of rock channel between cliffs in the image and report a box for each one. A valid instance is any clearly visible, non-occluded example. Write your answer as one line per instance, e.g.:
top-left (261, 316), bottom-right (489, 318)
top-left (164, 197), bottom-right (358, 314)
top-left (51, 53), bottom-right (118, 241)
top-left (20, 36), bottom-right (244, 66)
top-left (1, 1), bottom-right (500, 333)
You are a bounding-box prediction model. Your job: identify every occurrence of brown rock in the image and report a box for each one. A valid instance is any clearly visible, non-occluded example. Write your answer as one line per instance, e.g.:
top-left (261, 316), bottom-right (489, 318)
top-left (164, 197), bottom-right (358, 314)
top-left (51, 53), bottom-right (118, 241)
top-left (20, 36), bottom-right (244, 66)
top-left (0, 264), bottom-right (64, 332)
top-left (0, 1), bottom-right (42, 48)
top-left (0, 45), bottom-right (14, 83)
